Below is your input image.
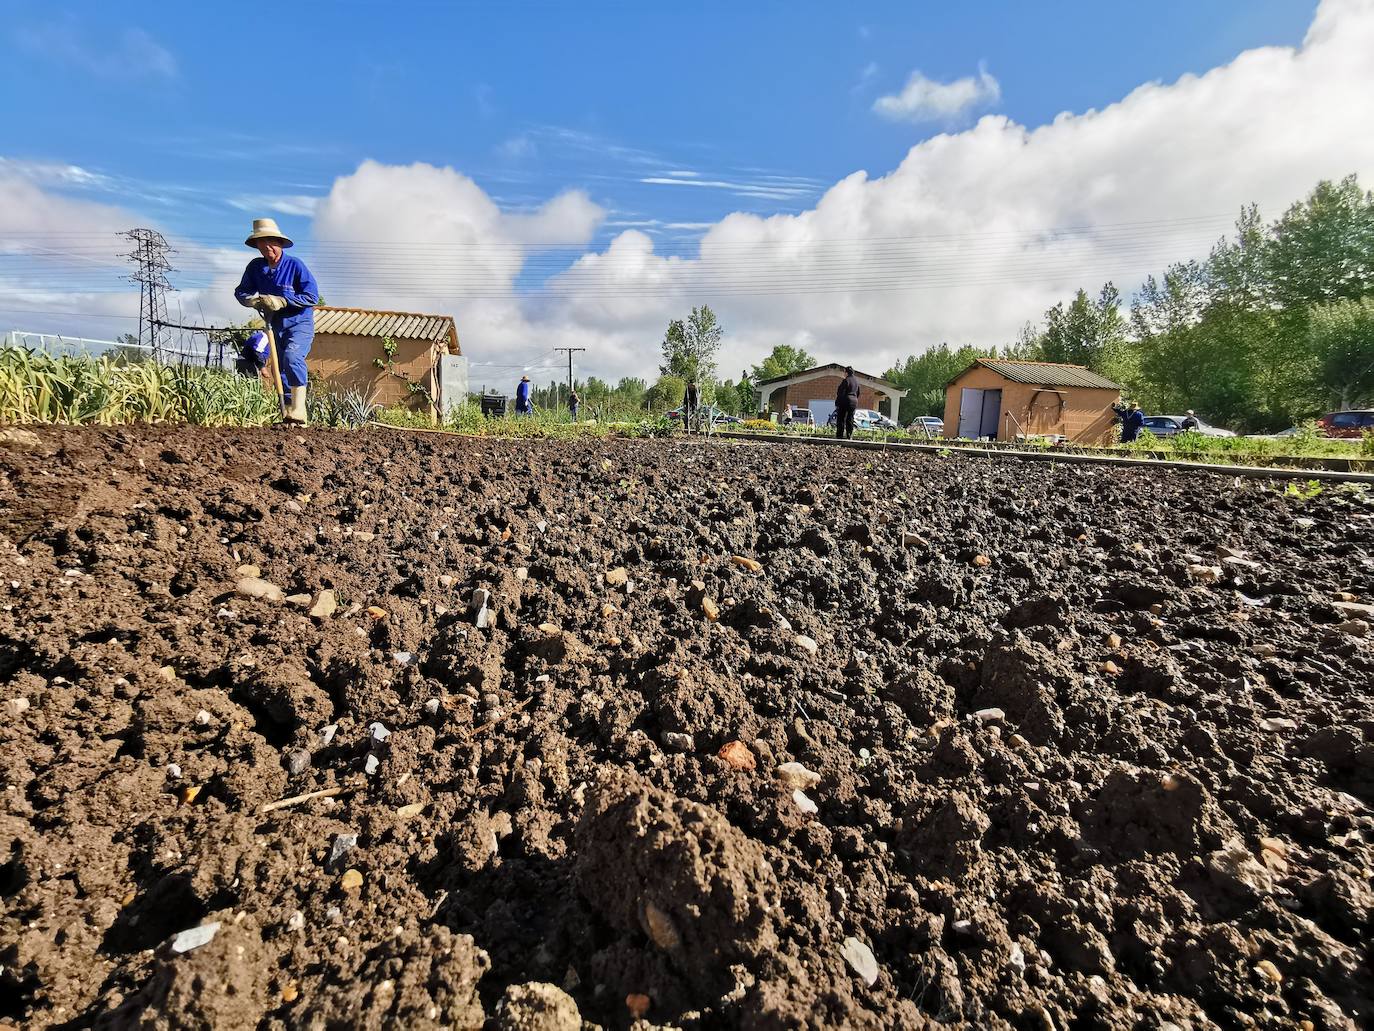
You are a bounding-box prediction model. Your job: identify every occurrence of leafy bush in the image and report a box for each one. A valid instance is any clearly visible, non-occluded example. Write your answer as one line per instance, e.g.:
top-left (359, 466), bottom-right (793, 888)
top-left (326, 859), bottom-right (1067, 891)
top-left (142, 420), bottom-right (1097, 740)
top-left (739, 418), bottom-right (778, 431)
top-left (627, 415), bottom-right (674, 438)
top-left (372, 406), bottom-right (435, 429)
top-left (308, 383), bottom-right (379, 428)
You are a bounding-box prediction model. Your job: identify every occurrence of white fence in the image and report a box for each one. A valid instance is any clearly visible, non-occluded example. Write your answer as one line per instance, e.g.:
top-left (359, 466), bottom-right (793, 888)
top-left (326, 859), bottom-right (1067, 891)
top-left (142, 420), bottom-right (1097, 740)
top-left (2, 330), bottom-right (234, 368)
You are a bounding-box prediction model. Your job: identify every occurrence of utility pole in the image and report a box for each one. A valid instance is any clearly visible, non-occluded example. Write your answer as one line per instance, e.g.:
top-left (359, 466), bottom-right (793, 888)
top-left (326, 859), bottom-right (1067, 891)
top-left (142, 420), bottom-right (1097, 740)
top-left (553, 347), bottom-right (585, 396)
top-left (122, 229), bottom-right (177, 363)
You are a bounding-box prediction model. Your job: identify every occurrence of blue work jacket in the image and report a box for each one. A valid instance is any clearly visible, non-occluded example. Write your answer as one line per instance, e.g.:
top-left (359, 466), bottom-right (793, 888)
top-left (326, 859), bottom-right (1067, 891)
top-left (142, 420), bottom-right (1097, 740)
top-left (235, 255), bottom-right (319, 335)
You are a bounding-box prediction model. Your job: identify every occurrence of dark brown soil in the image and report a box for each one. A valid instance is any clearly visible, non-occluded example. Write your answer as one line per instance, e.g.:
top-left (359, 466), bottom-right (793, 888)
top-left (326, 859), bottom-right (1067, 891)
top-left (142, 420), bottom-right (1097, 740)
top-left (1, 425), bottom-right (1372, 1030)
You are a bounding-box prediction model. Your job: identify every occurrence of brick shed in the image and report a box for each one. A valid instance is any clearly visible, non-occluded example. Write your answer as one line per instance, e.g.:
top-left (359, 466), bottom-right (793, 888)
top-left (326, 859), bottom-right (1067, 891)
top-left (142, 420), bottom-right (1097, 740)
top-left (755, 363), bottom-right (907, 426)
top-left (943, 359), bottom-right (1120, 443)
top-left (307, 306), bottom-right (461, 417)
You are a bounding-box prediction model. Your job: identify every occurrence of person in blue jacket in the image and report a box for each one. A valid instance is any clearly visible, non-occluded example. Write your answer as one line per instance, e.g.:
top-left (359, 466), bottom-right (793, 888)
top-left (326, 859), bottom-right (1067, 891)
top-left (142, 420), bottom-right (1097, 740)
top-left (515, 375), bottom-right (533, 415)
top-left (235, 218), bottom-right (319, 425)
top-left (1119, 401), bottom-right (1146, 443)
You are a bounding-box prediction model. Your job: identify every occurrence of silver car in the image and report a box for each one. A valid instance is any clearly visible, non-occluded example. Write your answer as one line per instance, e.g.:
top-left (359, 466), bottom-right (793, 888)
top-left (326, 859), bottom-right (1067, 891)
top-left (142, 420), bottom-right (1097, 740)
top-left (1143, 414), bottom-right (1235, 438)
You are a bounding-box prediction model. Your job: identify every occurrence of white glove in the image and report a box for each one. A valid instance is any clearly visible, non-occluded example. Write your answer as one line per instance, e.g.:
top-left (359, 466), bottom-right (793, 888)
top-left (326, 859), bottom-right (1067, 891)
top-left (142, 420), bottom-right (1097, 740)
top-left (239, 294), bottom-right (260, 308)
top-left (258, 295), bottom-right (288, 312)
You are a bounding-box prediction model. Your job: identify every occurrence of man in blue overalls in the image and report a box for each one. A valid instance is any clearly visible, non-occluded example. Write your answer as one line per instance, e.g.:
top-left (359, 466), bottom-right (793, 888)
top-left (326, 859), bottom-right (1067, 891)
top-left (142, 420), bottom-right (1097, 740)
top-left (514, 375), bottom-right (533, 415)
top-left (235, 218), bottom-right (319, 425)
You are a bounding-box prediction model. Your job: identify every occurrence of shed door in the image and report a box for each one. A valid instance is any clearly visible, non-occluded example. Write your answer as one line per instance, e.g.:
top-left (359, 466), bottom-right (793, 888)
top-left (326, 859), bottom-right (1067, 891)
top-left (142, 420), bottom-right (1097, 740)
top-left (957, 388), bottom-right (984, 438)
top-left (979, 388), bottom-right (1002, 438)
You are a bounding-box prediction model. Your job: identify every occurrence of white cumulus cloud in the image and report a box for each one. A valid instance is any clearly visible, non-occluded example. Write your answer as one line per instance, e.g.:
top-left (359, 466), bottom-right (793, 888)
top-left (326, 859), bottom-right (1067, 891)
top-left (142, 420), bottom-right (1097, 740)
top-left (873, 64), bottom-right (1000, 122)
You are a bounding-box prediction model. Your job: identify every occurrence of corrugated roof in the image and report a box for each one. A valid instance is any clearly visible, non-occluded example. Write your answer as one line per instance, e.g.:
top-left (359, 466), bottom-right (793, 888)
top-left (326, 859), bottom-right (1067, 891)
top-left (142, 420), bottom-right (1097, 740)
top-left (953, 358), bottom-right (1119, 390)
top-left (314, 306), bottom-right (460, 354)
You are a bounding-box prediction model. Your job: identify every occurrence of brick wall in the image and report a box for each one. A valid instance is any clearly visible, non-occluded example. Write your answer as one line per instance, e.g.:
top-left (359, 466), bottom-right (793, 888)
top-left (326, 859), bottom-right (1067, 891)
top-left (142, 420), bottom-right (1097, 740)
top-left (769, 376), bottom-right (883, 412)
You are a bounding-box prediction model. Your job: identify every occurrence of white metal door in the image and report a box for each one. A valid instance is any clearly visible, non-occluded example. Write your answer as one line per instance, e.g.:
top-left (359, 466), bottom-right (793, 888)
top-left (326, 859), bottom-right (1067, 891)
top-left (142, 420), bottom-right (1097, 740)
top-left (957, 388), bottom-right (984, 438)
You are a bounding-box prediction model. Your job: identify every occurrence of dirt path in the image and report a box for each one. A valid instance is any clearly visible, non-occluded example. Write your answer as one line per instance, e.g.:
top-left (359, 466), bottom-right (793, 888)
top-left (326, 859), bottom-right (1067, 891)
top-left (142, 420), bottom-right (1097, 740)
top-left (1, 426), bottom-right (1371, 1029)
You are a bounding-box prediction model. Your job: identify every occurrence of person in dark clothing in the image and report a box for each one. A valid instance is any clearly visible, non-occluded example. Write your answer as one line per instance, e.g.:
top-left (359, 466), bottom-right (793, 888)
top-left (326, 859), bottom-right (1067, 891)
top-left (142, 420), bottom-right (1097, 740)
top-left (682, 380), bottom-right (700, 432)
top-left (568, 390), bottom-right (580, 420)
top-left (1120, 401), bottom-right (1146, 443)
top-left (835, 366), bottom-right (860, 440)
top-left (1181, 409), bottom-right (1199, 431)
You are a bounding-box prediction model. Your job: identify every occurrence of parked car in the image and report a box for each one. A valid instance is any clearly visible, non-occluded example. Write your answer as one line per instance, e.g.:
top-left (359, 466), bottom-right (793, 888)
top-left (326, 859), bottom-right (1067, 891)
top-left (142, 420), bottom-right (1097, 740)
top-left (827, 408), bottom-right (899, 431)
top-left (1317, 410), bottom-right (1374, 438)
top-left (1141, 414), bottom-right (1235, 438)
top-left (908, 415), bottom-right (944, 435)
top-left (785, 407), bottom-right (815, 427)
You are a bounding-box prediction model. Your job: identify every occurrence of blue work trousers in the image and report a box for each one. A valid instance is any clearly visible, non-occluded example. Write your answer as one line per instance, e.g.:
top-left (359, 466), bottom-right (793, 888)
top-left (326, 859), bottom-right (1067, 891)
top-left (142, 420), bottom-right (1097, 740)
top-left (273, 323), bottom-right (313, 390)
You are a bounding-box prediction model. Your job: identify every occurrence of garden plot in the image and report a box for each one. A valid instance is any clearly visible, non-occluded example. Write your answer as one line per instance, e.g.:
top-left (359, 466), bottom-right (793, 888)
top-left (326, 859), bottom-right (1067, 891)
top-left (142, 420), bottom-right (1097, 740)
top-left (0, 426), bottom-right (1371, 1029)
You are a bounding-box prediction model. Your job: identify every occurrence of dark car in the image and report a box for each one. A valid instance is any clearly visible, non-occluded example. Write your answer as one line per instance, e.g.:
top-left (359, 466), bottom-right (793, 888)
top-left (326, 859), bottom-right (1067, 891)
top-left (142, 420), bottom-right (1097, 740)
top-left (1317, 410), bottom-right (1374, 438)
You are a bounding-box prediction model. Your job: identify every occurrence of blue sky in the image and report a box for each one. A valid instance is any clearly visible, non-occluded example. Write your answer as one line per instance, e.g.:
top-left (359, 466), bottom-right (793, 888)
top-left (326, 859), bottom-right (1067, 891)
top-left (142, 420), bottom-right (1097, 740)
top-left (1, 0), bottom-right (1313, 252)
top-left (3, 0), bottom-right (1368, 382)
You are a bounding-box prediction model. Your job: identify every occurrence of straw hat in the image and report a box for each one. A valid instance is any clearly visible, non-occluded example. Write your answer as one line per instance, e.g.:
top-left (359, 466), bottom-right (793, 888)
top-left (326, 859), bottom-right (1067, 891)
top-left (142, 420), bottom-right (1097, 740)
top-left (244, 218), bottom-right (294, 248)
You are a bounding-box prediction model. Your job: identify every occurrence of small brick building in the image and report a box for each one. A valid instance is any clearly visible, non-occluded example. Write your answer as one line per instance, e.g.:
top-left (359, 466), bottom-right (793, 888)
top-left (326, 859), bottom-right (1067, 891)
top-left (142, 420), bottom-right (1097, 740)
top-left (755, 363), bottom-right (907, 425)
top-left (307, 306), bottom-right (461, 418)
top-left (944, 358), bottom-right (1120, 443)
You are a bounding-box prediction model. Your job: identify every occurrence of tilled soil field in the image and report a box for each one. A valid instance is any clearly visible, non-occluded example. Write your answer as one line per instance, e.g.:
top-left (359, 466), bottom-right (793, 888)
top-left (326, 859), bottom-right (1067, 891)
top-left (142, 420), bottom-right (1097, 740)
top-left (1, 426), bottom-right (1372, 1031)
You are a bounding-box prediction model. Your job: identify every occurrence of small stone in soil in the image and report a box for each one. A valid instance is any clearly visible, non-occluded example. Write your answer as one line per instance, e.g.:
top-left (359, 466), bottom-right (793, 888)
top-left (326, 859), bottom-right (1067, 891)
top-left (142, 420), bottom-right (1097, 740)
top-left (321, 723), bottom-right (338, 744)
top-left (170, 922), bottom-right (221, 954)
top-left (701, 597), bottom-right (720, 621)
top-left (364, 754), bottom-right (380, 776)
top-left (974, 707), bottom-right (1005, 723)
top-left (369, 722), bottom-right (391, 745)
top-left (661, 731), bottom-right (695, 752)
top-left (340, 868), bottom-right (363, 892)
top-left (793, 789), bottom-right (819, 815)
top-left (605, 567), bottom-right (629, 586)
top-left (236, 576), bottom-right (284, 603)
top-left (424, 698), bottom-right (441, 716)
top-left (308, 590), bottom-right (337, 618)
top-left (285, 749), bottom-right (311, 776)
top-left (718, 740), bottom-right (756, 770)
top-left (166, 763), bottom-right (181, 779)
top-left (194, 709), bottom-right (211, 726)
top-left (776, 761), bottom-right (820, 790)
top-left (327, 833), bottom-right (357, 871)
top-left (840, 936), bottom-right (879, 986)
top-left (794, 634), bottom-right (819, 656)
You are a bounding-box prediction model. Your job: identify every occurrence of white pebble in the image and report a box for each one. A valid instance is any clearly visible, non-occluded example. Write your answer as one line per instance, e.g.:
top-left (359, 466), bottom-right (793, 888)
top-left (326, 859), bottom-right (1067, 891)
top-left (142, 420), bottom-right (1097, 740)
top-left (170, 922), bottom-right (221, 954)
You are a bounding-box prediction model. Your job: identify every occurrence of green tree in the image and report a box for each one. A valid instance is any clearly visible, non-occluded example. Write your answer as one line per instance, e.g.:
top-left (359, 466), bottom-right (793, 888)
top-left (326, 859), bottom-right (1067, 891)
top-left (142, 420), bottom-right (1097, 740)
top-left (1038, 283), bottom-right (1132, 380)
top-left (1265, 175), bottom-right (1374, 313)
top-left (659, 305), bottom-right (724, 383)
top-left (1310, 297), bottom-right (1374, 409)
top-left (748, 344), bottom-right (814, 383)
top-left (644, 374), bottom-right (686, 414)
